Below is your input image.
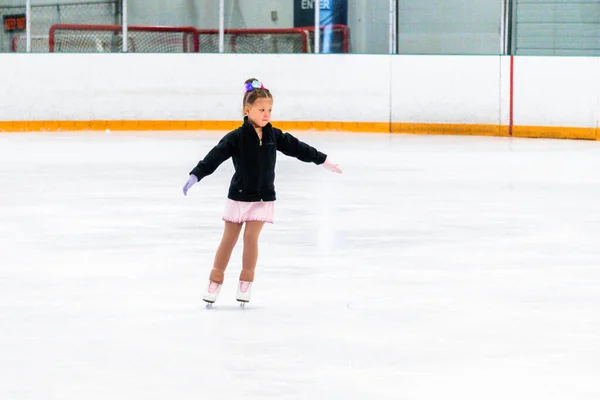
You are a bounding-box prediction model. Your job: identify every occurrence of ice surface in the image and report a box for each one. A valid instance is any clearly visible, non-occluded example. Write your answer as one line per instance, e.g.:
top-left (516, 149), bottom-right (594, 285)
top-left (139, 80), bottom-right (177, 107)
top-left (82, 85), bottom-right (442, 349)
top-left (1, 130), bottom-right (600, 399)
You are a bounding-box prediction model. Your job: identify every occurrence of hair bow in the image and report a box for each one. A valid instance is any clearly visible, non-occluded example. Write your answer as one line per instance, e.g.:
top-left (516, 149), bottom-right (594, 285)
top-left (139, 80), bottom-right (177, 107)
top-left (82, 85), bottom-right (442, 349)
top-left (245, 80), bottom-right (264, 92)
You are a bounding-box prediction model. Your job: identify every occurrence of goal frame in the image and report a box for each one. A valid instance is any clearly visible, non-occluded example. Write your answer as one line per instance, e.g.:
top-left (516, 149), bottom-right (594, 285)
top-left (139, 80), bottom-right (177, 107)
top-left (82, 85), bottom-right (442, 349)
top-left (195, 27), bottom-right (310, 53)
top-left (48, 24), bottom-right (200, 53)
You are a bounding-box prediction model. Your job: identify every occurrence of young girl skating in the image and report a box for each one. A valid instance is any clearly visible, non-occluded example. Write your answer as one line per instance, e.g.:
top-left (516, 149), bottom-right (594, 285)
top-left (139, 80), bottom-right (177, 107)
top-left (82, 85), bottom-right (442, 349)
top-left (183, 78), bottom-right (342, 306)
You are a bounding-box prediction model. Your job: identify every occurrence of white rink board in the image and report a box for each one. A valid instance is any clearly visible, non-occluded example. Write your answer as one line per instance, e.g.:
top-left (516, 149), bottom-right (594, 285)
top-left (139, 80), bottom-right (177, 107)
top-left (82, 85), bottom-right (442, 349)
top-left (499, 56), bottom-right (512, 127)
top-left (512, 57), bottom-right (600, 128)
top-left (391, 56), bottom-right (503, 125)
top-left (0, 54), bottom-right (391, 123)
top-left (1, 53), bottom-right (600, 130)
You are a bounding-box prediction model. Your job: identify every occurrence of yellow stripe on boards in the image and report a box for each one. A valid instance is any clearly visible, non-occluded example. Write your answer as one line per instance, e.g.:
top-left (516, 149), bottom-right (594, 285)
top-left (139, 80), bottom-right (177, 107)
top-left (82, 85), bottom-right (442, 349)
top-left (391, 123), bottom-right (507, 137)
top-left (0, 120), bottom-right (391, 133)
top-left (511, 125), bottom-right (597, 140)
top-left (0, 120), bottom-right (598, 140)
top-left (0, 120), bottom-right (240, 132)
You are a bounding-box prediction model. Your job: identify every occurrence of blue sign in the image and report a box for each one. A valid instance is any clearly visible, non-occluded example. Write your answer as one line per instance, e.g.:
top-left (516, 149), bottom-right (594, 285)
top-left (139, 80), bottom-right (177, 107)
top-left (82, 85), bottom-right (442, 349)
top-left (294, 0), bottom-right (348, 53)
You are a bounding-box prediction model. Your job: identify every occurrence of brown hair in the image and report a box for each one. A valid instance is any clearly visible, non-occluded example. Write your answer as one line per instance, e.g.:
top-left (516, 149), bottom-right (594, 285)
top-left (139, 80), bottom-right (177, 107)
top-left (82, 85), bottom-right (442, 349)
top-left (243, 78), bottom-right (273, 114)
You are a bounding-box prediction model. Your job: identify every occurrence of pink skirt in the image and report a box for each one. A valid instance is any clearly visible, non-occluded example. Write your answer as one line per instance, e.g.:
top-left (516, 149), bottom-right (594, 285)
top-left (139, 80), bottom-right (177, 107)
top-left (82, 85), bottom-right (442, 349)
top-left (222, 199), bottom-right (275, 224)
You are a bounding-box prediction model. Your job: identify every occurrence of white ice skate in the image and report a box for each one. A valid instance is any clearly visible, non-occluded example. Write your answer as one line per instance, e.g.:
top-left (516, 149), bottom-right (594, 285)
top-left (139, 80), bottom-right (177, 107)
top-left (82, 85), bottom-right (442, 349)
top-left (202, 281), bottom-right (222, 305)
top-left (236, 281), bottom-right (252, 305)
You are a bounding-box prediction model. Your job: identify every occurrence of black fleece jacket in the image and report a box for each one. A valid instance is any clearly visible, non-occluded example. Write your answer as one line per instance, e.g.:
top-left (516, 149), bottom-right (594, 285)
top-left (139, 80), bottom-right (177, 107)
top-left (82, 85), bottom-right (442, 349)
top-left (190, 117), bottom-right (327, 202)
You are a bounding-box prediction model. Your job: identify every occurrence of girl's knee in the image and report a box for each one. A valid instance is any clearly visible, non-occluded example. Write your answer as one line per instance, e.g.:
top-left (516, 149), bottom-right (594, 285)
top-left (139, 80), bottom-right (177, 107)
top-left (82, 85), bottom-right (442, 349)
top-left (243, 235), bottom-right (259, 247)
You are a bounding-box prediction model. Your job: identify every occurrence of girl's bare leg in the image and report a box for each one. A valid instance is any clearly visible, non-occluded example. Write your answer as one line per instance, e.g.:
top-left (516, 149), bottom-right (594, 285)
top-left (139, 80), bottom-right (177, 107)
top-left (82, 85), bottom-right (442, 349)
top-left (239, 221), bottom-right (265, 282)
top-left (209, 221), bottom-right (243, 283)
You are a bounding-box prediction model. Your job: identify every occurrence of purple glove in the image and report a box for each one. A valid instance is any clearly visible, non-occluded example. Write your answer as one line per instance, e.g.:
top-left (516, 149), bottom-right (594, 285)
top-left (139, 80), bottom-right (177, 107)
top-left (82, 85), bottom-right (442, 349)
top-left (322, 157), bottom-right (342, 173)
top-left (182, 175), bottom-right (198, 196)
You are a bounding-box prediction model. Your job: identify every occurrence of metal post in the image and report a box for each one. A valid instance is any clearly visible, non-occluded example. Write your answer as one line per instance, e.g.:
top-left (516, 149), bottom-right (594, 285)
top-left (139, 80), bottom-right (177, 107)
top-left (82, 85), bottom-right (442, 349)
top-left (509, 0), bottom-right (515, 55)
top-left (122, 0), bottom-right (128, 52)
top-left (219, 0), bottom-right (225, 53)
top-left (500, 0), bottom-right (506, 55)
top-left (26, 0), bottom-right (31, 52)
top-left (314, 0), bottom-right (320, 54)
top-left (389, 0), bottom-right (397, 54)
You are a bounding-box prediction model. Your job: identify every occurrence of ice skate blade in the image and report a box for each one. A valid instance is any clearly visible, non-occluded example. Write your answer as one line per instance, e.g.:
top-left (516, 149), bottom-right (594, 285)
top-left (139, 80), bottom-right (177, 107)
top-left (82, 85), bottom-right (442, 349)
top-left (204, 301), bottom-right (215, 309)
top-left (238, 302), bottom-right (247, 308)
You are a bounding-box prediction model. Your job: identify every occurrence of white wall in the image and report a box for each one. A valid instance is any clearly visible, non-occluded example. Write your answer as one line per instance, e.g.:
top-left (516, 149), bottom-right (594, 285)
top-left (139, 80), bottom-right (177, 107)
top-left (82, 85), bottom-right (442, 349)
top-left (1, 54), bottom-right (599, 132)
top-left (127, 1), bottom-right (294, 30)
top-left (227, 0), bottom-right (293, 29)
top-left (397, 0), bottom-right (502, 55)
top-left (348, 0), bottom-right (388, 54)
top-left (128, 0), bottom-right (219, 29)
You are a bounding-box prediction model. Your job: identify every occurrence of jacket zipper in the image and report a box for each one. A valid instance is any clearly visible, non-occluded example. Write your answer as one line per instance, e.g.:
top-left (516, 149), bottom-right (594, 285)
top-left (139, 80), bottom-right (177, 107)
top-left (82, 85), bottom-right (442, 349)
top-left (259, 135), bottom-right (263, 199)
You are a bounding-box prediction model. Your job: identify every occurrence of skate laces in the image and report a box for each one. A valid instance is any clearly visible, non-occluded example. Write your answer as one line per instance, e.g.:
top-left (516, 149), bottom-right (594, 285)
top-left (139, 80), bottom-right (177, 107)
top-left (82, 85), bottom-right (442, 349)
top-left (239, 281), bottom-right (250, 293)
top-left (208, 282), bottom-right (220, 293)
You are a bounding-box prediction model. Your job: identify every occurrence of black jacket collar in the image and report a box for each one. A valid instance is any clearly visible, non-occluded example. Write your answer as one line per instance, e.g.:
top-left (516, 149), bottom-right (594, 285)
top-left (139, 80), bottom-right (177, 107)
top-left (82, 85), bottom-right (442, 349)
top-left (242, 116), bottom-right (272, 133)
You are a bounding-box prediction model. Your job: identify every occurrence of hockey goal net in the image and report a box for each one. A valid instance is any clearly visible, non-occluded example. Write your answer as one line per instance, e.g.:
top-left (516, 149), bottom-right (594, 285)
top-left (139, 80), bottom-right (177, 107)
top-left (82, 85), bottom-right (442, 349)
top-left (49, 24), bottom-right (199, 53)
top-left (196, 25), bottom-right (349, 53)
top-left (196, 28), bottom-right (310, 53)
top-left (22, 24), bottom-right (348, 53)
top-left (12, 35), bottom-right (51, 52)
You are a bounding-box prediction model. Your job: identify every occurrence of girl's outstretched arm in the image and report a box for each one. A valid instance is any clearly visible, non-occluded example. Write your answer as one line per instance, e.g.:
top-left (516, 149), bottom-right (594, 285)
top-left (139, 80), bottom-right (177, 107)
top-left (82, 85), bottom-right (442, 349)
top-left (274, 129), bottom-right (327, 164)
top-left (275, 129), bottom-right (342, 173)
top-left (190, 131), bottom-right (238, 180)
top-left (183, 131), bottom-right (238, 196)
